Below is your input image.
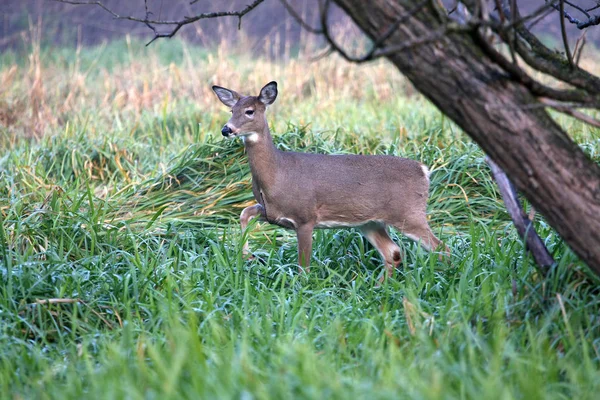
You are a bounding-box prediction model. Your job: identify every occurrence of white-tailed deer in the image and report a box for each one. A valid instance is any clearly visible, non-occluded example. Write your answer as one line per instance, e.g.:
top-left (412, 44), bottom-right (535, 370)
top-left (212, 81), bottom-right (449, 282)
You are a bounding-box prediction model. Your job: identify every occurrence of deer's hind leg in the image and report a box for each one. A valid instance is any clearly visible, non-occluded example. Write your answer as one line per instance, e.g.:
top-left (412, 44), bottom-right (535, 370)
top-left (240, 204), bottom-right (265, 258)
top-left (359, 222), bottom-right (402, 283)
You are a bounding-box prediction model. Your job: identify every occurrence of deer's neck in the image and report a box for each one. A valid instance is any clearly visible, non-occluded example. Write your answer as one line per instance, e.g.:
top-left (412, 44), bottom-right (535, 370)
top-left (244, 126), bottom-right (279, 189)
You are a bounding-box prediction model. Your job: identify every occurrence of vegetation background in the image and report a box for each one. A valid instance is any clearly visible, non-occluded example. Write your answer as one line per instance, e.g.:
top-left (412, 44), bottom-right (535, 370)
top-left (1, 1), bottom-right (600, 398)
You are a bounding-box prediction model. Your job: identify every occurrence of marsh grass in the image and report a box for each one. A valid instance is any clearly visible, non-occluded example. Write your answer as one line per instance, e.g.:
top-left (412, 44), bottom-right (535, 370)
top-left (1, 33), bottom-right (600, 399)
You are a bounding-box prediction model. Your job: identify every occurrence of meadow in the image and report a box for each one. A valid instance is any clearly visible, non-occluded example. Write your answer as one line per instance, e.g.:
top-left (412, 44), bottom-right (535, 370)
top-left (1, 32), bottom-right (600, 399)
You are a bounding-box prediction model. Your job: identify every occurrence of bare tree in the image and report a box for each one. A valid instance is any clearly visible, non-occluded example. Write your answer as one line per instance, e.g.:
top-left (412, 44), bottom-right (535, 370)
top-left (53, 0), bottom-right (600, 276)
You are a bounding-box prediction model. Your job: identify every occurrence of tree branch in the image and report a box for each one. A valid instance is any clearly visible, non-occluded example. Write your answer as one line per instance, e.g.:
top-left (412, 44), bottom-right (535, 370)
top-left (588, 2), bottom-right (600, 13)
top-left (463, 0), bottom-right (600, 96)
top-left (473, 29), bottom-right (596, 104)
top-left (486, 157), bottom-right (555, 273)
top-left (547, 0), bottom-right (600, 29)
top-left (509, 25), bottom-right (600, 94)
top-left (573, 31), bottom-right (587, 65)
top-left (540, 97), bottom-right (600, 128)
top-left (318, 0), bottom-right (435, 63)
top-left (279, 0), bottom-right (323, 34)
top-left (52, 0), bottom-right (267, 45)
top-left (559, 0), bottom-right (574, 68)
top-left (564, 0), bottom-right (591, 18)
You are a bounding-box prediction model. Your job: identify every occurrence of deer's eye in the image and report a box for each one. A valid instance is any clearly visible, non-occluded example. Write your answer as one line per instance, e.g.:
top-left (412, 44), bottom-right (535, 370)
top-left (245, 110), bottom-right (254, 116)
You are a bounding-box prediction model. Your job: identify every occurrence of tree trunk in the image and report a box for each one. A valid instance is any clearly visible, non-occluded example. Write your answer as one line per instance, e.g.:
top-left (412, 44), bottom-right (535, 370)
top-left (333, 0), bottom-right (600, 273)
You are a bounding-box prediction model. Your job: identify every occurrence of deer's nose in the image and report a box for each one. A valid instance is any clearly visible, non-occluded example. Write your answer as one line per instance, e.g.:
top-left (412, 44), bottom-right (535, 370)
top-left (221, 125), bottom-right (232, 137)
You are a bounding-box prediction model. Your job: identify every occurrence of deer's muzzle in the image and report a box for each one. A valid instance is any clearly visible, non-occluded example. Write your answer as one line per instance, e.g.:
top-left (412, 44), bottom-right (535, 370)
top-left (221, 125), bottom-right (232, 137)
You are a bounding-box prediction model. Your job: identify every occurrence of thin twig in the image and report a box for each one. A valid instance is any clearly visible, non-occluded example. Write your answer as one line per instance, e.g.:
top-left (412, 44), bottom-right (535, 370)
top-left (481, 3), bottom-right (600, 96)
top-left (588, 3), bottom-right (600, 12)
top-left (279, 0), bottom-right (322, 34)
top-left (32, 298), bottom-right (116, 329)
top-left (564, 0), bottom-right (591, 17)
top-left (365, 27), bottom-right (455, 59)
top-left (546, 0), bottom-right (600, 29)
top-left (100, 305), bottom-right (123, 328)
top-left (573, 31), bottom-right (587, 65)
top-left (34, 298), bottom-right (80, 305)
top-left (494, 0), bottom-right (506, 23)
top-left (509, 0), bottom-right (518, 63)
top-left (559, 0), bottom-right (574, 68)
top-left (309, 45), bottom-right (334, 62)
top-left (473, 29), bottom-right (595, 104)
top-left (52, 0), bottom-right (267, 45)
top-left (319, 0), bottom-right (431, 63)
top-left (520, 100), bottom-right (600, 110)
top-left (448, 0), bottom-right (459, 15)
top-left (540, 97), bottom-right (600, 128)
top-left (526, 5), bottom-right (556, 29)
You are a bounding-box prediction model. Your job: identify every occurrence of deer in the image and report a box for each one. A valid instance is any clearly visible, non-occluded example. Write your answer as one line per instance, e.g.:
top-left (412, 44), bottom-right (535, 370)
top-left (212, 81), bottom-right (449, 283)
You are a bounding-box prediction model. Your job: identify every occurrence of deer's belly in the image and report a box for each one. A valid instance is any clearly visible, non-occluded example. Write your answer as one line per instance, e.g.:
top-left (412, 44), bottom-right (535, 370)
top-left (271, 216), bottom-right (297, 229)
top-left (314, 220), bottom-right (375, 229)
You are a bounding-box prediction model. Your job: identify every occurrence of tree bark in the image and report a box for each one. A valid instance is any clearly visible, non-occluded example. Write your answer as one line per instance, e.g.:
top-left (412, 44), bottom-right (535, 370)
top-left (333, 0), bottom-right (600, 273)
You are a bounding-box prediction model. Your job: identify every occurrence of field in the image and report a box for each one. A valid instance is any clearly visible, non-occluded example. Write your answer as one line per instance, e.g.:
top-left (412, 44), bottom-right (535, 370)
top-left (1, 33), bottom-right (600, 399)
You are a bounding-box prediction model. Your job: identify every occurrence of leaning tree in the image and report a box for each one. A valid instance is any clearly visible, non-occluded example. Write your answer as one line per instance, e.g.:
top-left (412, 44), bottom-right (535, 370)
top-left (54, 0), bottom-right (600, 275)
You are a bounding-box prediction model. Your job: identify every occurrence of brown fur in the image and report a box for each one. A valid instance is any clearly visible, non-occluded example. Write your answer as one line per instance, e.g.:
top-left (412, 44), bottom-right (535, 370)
top-left (213, 81), bottom-right (448, 282)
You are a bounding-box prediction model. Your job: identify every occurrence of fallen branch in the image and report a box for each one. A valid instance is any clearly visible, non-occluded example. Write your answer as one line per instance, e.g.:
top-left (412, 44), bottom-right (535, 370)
top-left (32, 298), bottom-right (116, 329)
top-left (486, 157), bottom-right (555, 273)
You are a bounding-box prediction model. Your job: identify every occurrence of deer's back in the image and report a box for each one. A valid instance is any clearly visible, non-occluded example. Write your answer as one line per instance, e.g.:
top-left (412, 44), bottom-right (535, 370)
top-left (260, 151), bottom-right (430, 227)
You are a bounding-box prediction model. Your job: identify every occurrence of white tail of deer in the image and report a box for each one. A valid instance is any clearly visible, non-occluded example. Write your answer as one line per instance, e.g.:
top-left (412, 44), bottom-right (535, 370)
top-left (212, 81), bottom-right (449, 282)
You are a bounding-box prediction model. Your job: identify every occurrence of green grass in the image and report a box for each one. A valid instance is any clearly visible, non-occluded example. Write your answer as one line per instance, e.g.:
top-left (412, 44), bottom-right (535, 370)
top-left (1, 38), bottom-right (600, 399)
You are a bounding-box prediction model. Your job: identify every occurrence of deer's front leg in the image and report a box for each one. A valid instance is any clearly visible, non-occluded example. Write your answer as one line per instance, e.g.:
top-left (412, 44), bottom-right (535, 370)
top-left (296, 224), bottom-right (314, 274)
top-left (240, 204), bottom-right (264, 258)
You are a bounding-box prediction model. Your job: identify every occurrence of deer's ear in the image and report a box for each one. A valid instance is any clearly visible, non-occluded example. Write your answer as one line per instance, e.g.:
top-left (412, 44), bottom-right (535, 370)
top-left (258, 81), bottom-right (278, 105)
top-left (212, 85), bottom-right (240, 108)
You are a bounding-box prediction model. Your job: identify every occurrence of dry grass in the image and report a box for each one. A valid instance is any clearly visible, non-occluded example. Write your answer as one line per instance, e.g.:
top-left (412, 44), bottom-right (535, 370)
top-left (0, 19), bottom-right (415, 140)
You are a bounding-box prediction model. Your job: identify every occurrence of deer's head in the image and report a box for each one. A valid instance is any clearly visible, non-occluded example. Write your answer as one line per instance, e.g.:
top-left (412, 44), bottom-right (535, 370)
top-left (212, 81), bottom-right (278, 143)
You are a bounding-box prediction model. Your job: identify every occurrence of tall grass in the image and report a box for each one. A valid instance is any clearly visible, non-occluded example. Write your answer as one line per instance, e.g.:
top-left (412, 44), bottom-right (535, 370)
top-left (1, 29), bottom-right (600, 399)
